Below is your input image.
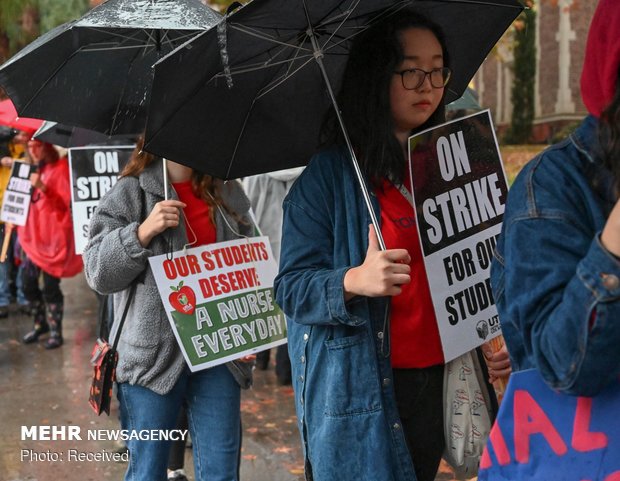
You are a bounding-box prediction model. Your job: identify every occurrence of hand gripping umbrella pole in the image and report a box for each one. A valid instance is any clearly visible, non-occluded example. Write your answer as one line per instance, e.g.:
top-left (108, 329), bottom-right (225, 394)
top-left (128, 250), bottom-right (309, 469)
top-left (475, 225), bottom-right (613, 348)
top-left (312, 41), bottom-right (392, 356)
top-left (307, 24), bottom-right (387, 251)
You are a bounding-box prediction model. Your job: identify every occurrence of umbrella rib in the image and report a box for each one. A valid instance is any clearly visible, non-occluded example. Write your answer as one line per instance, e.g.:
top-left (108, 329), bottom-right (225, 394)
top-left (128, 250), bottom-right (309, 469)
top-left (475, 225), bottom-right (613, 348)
top-left (143, 29), bottom-right (181, 53)
top-left (226, 102), bottom-right (256, 179)
top-left (229, 24), bottom-right (312, 52)
top-left (209, 23), bottom-right (316, 79)
top-left (80, 43), bottom-right (156, 53)
top-left (220, 27), bottom-right (313, 79)
top-left (213, 53), bottom-right (315, 78)
top-left (317, 0), bottom-right (362, 49)
top-left (82, 27), bottom-right (198, 50)
top-left (281, 31), bottom-right (311, 82)
top-left (319, 1), bottom-right (410, 53)
top-left (84, 27), bottom-right (149, 46)
top-left (255, 55), bottom-right (316, 100)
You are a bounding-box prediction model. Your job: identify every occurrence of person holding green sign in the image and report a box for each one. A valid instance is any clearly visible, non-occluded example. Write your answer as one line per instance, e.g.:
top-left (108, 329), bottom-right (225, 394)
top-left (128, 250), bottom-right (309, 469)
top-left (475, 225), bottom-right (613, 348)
top-left (83, 139), bottom-right (254, 481)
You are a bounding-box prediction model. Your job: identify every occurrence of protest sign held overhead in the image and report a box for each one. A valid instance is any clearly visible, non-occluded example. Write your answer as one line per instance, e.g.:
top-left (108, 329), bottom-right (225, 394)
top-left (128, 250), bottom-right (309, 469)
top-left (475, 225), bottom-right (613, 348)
top-left (478, 369), bottom-right (620, 481)
top-left (68, 146), bottom-right (133, 254)
top-left (0, 160), bottom-right (33, 226)
top-left (149, 237), bottom-right (287, 372)
top-left (408, 110), bottom-right (507, 361)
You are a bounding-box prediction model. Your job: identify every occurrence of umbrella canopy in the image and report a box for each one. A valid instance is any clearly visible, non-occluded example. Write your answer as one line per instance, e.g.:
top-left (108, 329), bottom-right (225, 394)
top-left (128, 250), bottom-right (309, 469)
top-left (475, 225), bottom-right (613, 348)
top-left (0, 0), bottom-right (221, 136)
top-left (144, 0), bottom-right (523, 180)
top-left (33, 121), bottom-right (136, 148)
top-left (0, 98), bottom-right (43, 134)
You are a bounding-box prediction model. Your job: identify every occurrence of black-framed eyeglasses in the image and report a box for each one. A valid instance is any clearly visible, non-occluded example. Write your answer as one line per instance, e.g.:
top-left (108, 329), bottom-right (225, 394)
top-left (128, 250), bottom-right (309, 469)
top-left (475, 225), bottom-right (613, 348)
top-left (393, 67), bottom-right (452, 90)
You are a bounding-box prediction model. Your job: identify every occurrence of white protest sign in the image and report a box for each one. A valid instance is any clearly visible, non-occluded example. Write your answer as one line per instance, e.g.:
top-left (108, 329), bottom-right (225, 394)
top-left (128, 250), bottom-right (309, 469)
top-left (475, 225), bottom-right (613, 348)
top-left (149, 236), bottom-right (287, 372)
top-left (0, 161), bottom-right (33, 225)
top-left (68, 146), bottom-right (134, 254)
top-left (408, 110), bottom-right (506, 362)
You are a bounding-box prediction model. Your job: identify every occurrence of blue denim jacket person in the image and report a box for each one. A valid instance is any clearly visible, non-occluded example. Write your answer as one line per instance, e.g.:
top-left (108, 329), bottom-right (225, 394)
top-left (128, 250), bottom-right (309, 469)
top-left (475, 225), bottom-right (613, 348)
top-left (491, 115), bottom-right (620, 396)
top-left (275, 148), bottom-right (417, 481)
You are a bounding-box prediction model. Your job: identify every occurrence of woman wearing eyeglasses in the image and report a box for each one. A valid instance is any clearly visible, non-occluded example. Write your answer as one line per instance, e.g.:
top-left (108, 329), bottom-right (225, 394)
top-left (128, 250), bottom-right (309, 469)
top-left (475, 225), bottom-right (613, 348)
top-left (274, 9), bottom-right (506, 481)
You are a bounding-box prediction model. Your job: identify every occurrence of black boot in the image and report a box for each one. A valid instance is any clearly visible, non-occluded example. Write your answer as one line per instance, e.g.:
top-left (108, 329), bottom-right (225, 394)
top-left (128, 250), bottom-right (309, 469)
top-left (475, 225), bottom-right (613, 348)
top-left (44, 302), bottom-right (63, 349)
top-left (22, 302), bottom-right (48, 344)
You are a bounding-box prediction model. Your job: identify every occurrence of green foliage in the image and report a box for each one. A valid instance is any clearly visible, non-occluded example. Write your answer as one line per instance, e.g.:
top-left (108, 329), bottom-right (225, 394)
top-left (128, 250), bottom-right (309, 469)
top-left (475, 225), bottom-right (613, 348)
top-left (0, 0), bottom-right (38, 57)
top-left (38, 0), bottom-right (90, 33)
top-left (208, 0), bottom-right (238, 12)
top-left (504, 6), bottom-right (537, 145)
top-left (549, 120), bottom-right (582, 144)
top-left (0, 0), bottom-right (88, 59)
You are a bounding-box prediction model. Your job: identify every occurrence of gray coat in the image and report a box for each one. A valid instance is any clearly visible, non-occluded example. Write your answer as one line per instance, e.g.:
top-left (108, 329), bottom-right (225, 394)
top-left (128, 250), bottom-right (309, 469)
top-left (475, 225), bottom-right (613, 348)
top-left (84, 161), bottom-right (254, 395)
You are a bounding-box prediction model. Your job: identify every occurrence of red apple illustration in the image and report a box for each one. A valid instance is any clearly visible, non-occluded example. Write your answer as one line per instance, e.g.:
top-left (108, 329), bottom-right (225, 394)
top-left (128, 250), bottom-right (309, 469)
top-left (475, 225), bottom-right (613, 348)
top-left (169, 281), bottom-right (196, 315)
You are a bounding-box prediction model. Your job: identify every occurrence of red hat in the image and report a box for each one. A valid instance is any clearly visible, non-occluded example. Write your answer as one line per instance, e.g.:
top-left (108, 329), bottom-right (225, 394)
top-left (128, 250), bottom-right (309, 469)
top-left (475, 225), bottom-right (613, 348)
top-left (581, 0), bottom-right (620, 117)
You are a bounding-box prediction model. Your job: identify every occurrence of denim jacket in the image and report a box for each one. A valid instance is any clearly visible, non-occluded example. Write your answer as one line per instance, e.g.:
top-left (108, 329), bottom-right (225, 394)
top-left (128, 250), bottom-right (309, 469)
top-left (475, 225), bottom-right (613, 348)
top-left (491, 115), bottom-right (620, 396)
top-left (274, 148), bottom-right (417, 481)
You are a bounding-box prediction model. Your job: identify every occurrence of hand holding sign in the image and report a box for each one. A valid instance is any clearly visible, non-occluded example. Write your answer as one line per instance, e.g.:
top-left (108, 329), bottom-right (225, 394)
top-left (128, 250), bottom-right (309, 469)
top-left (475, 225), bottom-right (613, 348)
top-left (29, 172), bottom-right (45, 191)
top-left (138, 199), bottom-right (186, 247)
top-left (482, 338), bottom-right (511, 385)
top-left (344, 225), bottom-right (411, 300)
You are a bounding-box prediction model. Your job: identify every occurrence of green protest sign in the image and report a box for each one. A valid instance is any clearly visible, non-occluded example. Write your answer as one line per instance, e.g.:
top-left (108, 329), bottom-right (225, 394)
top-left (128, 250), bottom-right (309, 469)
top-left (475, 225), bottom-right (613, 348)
top-left (149, 236), bottom-right (287, 371)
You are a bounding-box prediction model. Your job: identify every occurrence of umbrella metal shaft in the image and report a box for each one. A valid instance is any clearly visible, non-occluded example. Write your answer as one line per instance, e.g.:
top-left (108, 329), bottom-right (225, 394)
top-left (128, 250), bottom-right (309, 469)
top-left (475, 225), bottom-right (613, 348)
top-left (163, 158), bottom-right (169, 200)
top-left (308, 30), bottom-right (387, 251)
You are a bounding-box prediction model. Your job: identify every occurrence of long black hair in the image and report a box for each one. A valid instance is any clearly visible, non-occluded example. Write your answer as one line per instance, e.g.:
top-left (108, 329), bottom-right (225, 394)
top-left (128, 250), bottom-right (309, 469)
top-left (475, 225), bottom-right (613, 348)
top-left (599, 67), bottom-right (620, 198)
top-left (322, 9), bottom-right (449, 187)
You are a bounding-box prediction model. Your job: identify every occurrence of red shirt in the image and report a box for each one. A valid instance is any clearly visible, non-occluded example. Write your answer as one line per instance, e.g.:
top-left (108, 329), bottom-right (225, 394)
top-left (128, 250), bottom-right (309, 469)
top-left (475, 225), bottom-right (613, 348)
top-left (172, 181), bottom-right (216, 246)
top-left (376, 179), bottom-right (444, 368)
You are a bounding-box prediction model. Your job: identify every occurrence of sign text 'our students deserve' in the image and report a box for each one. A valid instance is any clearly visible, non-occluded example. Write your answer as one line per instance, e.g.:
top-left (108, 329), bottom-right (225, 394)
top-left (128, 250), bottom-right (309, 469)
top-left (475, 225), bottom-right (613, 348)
top-left (161, 240), bottom-right (269, 299)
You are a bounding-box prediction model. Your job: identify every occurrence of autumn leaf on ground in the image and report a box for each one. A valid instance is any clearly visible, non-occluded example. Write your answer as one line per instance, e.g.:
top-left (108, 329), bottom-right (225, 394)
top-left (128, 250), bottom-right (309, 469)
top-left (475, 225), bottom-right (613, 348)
top-left (274, 446), bottom-right (293, 454)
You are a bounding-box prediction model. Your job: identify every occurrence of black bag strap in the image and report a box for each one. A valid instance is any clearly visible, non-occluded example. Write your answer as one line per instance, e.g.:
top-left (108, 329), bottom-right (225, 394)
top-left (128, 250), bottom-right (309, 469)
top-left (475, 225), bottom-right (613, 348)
top-left (109, 283), bottom-right (137, 351)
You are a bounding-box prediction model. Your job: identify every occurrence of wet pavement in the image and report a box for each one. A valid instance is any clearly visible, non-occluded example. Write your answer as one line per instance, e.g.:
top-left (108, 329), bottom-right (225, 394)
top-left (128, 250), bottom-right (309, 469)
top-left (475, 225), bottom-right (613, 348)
top-left (0, 273), bottom-right (459, 481)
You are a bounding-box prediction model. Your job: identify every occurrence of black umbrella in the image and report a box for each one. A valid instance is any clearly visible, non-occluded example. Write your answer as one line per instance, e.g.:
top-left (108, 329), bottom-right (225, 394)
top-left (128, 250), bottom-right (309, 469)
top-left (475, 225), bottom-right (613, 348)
top-left (145, 0), bottom-right (523, 247)
top-left (33, 121), bottom-right (136, 148)
top-left (0, 0), bottom-right (221, 136)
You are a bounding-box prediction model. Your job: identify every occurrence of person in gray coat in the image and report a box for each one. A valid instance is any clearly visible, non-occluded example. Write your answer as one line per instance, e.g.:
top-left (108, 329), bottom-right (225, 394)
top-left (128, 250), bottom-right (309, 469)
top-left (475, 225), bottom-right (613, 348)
top-left (83, 142), bottom-right (254, 481)
top-left (243, 167), bottom-right (303, 384)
